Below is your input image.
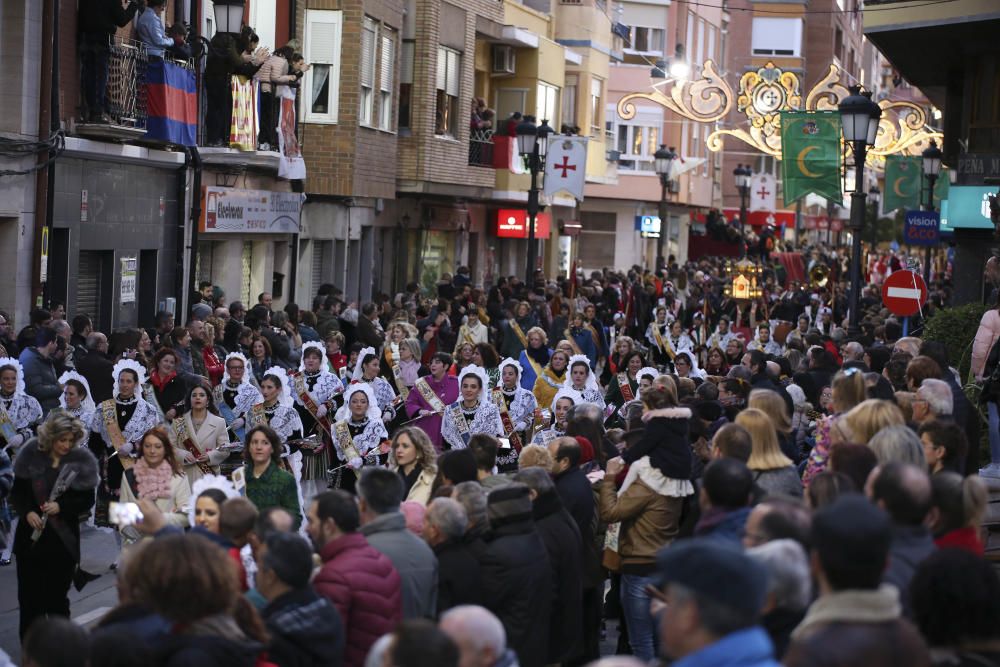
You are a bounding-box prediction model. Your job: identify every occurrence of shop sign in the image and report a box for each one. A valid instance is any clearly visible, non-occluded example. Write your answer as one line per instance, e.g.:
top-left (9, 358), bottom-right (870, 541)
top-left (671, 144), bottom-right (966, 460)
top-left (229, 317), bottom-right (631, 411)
top-left (496, 209), bottom-right (551, 238)
top-left (199, 186), bottom-right (303, 234)
top-left (635, 215), bottom-right (661, 237)
top-left (120, 256), bottom-right (137, 304)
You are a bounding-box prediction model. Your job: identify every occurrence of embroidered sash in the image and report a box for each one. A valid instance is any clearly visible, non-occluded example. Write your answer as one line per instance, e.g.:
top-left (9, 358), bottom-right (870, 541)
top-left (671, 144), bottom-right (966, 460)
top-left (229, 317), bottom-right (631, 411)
top-left (617, 373), bottom-right (635, 403)
top-left (333, 421), bottom-right (362, 481)
top-left (143, 381), bottom-right (168, 425)
top-left (213, 384), bottom-right (246, 442)
top-left (415, 377), bottom-right (446, 414)
top-left (447, 402), bottom-right (473, 448)
top-left (173, 416), bottom-right (214, 475)
top-left (386, 346), bottom-right (410, 400)
top-left (289, 371), bottom-right (333, 437)
top-left (100, 399), bottom-right (134, 470)
top-left (0, 400), bottom-right (18, 444)
top-left (510, 320), bottom-right (529, 349)
top-left (248, 403), bottom-right (268, 429)
top-left (652, 323), bottom-right (668, 354)
top-left (541, 370), bottom-right (563, 390)
top-left (492, 388), bottom-right (523, 452)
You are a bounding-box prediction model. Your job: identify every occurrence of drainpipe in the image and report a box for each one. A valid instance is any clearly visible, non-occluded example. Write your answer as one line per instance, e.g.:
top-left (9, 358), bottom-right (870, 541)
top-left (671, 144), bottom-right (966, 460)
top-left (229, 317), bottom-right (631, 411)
top-left (187, 146), bottom-right (203, 319)
top-left (34, 0), bottom-right (59, 312)
top-left (175, 147), bottom-right (192, 313)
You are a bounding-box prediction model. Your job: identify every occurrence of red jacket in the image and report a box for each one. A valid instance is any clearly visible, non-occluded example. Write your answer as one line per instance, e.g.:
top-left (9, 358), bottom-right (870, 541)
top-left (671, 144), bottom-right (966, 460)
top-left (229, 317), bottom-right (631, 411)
top-left (314, 532), bottom-right (402, 667)
top-left (934, 526), bottom-right (984, 556)
top-left (203, 346), bottom-right (224, 386)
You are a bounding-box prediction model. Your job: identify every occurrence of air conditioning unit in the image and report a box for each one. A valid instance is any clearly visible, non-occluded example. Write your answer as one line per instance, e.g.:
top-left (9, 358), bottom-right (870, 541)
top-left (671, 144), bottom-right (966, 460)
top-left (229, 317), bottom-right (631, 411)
top-left (492, 45), bottom-right (516, 75)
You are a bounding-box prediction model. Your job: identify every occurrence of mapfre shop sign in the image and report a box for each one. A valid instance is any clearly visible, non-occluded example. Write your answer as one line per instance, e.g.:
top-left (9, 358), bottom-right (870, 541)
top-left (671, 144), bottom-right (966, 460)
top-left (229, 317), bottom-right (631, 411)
top-left (496, 209), bottom-right (551, 238)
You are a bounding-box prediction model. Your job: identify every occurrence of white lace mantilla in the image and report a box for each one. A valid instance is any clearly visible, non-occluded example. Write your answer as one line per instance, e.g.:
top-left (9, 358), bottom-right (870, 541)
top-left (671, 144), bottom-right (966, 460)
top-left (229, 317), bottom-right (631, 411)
top-left (441, 401), bottom-right (504, 450)
top-left (293, 371), bottom-right (343, 407)
top-left (90, 398), bottom-right (161, 448)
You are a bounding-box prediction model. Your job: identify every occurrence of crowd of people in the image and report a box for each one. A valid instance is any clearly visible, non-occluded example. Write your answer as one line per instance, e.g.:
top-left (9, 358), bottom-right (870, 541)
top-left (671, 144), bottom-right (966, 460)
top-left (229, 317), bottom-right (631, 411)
top-left (1, 245), bottom-right (998, 667)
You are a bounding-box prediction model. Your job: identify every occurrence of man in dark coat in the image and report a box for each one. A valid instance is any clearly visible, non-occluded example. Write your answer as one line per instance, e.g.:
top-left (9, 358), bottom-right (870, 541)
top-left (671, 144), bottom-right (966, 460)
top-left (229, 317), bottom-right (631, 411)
top-left (477, 484), bottom-right (552, 667)
top-left (514, 468), bottom-right (583, 665)
top-left (549, 435), bottom-right (602, 663)
top-left (356, 303), bottom-right (386, 349)
top-left (257, 532), bottom-right (345, 667)
top-left (18, 328), bottom-right (63, 415)
top-left (422, 498), bottom-right (483, 616)
top-left (75, 332), bottom-right (114, 404)
top-left (79, 0), bottom-right (140, 122)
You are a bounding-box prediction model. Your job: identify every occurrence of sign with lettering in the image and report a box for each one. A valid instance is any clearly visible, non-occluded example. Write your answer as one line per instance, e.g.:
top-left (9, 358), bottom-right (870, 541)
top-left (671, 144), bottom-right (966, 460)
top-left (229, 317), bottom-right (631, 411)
top-left (904, 210), bottom-right (940, 246)
top-left (635, 215), bottom-right (661, 238)
top-left (956, 154), bottom-right (1000, 185)
top-left (120, 256), bottom-right (137, 304)
top-left (199, 186), bottom-right (304, 234)
top-left (496, 209), bottom-right (551, 238)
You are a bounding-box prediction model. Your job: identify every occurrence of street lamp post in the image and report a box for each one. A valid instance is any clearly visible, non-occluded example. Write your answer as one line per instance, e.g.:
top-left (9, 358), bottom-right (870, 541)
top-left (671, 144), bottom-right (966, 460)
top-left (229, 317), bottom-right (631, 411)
top-left (921, 139), bottom-right (943, 286)
top-left (212, 0), bottom-right (247, 33)
top-left (516, 116), bottom-right (552, 287)
top-left (654, 145), bottom-right (677, 272)
top-left (839, 85), bottom-right (883, 337)
top-left (734, 164), bottom-right (752, 258)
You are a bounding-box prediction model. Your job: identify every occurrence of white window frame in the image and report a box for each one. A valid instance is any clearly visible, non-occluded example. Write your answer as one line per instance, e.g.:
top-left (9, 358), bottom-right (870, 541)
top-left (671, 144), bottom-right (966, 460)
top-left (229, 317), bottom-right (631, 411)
top-left (302, 9), bottom-right (344, 124)
top-left (360, 17), bottom-right (378, 127)
top-left (625, 26), bottom-right (665, 56)
top-left (436, 46), bottom-right (461, 137)
top-left (751, 17), bottom-right (803, 57)
top-left (379, 27), bottom-right (396, 131)
top-left (590, 77), bottom-right (604, 136)
top-left (562, 74), bottom-right (577, 129)
top-left (536, 82), bottom-right (559, 126)
top-left (607, 103), bottom-right (661, 173)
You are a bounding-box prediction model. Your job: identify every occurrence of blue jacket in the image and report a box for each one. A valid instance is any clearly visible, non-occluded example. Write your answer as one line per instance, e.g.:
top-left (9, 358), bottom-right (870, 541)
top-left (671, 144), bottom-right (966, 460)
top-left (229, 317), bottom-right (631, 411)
top-left (136, 9), bottom-right (174, 58)
top-left (673, 626), bottom-right (780, 667)
top-left (18, 347), bottom-right (61, 415)
top-left (694, 506), bottom-right (752, 545)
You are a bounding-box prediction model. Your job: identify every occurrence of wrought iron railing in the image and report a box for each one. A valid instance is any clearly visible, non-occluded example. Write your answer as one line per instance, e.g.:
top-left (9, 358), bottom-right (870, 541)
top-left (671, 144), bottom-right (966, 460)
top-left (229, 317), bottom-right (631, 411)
top-left (106, 38), bottom-right (149, 128)
top-left (469, 128), bottom-right (495, 167)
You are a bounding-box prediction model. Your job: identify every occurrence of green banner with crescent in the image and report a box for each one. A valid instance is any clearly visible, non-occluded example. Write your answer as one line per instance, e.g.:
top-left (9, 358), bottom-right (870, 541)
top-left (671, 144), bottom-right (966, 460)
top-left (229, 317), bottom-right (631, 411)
top-left (883, 155), bottom-right (921, 212)
top-left (780, 111), bottom-right (842, 204)
top-left (883, 156), bottom-right (950, 212)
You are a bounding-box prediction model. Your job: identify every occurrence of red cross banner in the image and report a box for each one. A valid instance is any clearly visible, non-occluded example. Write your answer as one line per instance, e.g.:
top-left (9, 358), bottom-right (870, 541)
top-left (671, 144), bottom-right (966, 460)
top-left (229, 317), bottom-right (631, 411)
top-left (750, 173), bottom-right (777, 213)
top-left (543, 135), bottom-right (589, 202)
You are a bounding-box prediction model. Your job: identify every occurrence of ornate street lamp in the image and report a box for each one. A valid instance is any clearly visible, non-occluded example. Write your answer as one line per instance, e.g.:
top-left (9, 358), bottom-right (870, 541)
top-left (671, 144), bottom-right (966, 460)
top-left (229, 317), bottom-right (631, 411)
top-left (213, 0), bottom-right (246, 34)
top-left (654, 144), bottom-right (677, 272)
top-left (839, 84), bottom-right (882, 337)
top-left (516, 116), bottom-right (552, 286)
top-left (921, 139), bottom-right (943, 285)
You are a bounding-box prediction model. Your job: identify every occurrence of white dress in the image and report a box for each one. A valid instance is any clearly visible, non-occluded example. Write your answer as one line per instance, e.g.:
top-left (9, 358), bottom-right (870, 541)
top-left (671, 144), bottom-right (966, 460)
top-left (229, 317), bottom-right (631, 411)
top-left (441, 400), bottom-right (504, 451)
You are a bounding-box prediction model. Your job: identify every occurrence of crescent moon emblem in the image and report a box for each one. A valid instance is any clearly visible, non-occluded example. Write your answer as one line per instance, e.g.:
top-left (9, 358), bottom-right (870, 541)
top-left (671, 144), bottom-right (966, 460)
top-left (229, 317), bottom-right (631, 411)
top-left (797, 146), bottom-right (821, 178)
top-left (893, 177), bottom-right (907, 198)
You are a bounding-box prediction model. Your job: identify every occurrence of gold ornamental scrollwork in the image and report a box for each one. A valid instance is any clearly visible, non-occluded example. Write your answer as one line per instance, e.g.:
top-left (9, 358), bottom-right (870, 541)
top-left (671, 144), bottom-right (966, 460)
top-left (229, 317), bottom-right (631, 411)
top-left (616, 60), bottom-right (732, 124)
top-left (619, 59), bottom-right (943, 170)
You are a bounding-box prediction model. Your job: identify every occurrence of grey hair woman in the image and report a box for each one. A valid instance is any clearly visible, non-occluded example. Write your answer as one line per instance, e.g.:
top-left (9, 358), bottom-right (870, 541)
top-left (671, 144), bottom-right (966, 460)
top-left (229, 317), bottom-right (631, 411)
top-left (868, 424), bottom-right (927, 467)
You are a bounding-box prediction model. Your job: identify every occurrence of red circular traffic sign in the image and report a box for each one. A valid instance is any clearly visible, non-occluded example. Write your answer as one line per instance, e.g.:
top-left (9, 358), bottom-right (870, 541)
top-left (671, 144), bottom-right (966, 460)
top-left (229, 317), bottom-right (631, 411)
top-left (881, 270), bottom-right (928, 317)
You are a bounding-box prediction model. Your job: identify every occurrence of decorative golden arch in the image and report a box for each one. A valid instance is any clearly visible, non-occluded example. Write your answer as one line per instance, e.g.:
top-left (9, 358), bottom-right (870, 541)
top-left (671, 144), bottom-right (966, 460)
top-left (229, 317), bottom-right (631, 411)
top-left (615, 61), bottom-right (943, 171)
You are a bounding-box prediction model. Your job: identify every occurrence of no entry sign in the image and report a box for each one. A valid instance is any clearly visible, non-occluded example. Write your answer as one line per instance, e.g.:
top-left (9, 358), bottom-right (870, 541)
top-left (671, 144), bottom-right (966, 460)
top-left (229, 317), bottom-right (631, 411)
top-left (882, 270), bottom-right (928, 317)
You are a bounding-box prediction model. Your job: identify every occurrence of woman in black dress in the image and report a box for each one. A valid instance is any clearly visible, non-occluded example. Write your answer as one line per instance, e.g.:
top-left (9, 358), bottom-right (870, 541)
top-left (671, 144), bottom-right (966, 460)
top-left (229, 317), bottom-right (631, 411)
top-left (12, 411), bottom-right (98, 639)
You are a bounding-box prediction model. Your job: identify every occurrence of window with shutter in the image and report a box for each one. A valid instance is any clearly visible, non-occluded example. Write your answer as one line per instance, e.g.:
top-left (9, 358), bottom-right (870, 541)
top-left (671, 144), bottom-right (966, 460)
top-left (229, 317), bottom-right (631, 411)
top-left (435, 46), bottom-right (461, 136)
top-left (360, 17), bottom-right (377, 126)
top-left (379, 30), bottom-right (395, 130)
top-left (77, 251), bottom-right (102, 332)
top-left (303, 10), bottom-right (343, 124)
top-left (589, 77), bottom-right (603, 135)
top-left (399, 40), bottom-right (414, 129)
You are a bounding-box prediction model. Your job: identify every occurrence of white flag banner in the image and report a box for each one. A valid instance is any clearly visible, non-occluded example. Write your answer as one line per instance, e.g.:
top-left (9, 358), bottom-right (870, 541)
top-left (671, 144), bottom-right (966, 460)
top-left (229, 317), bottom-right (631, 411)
top-left (750, 173), bottom-right (777, 213)
top-left (543, 136), bottom-right (588, 201)
top-left (671, 156), bottom-right (705, 179)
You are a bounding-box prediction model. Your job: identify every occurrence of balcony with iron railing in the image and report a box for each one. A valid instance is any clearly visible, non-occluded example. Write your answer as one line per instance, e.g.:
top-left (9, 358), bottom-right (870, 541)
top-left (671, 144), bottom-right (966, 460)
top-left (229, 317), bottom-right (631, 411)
top-left (469, 128), bottom-right (496, 167)
top-left (75, 36), bottom-right (282, 171)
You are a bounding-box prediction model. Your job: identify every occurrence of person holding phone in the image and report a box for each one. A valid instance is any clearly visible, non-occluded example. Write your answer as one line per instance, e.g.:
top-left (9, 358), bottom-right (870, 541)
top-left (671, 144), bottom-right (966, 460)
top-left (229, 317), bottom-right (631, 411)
top-left (117, 426), bottom-right (191, 546)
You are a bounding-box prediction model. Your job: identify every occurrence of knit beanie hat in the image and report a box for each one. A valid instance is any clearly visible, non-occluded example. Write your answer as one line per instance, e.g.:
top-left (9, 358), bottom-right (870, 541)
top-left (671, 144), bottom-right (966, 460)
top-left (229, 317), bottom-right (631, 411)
top-left (486, 483), bottom-right (533, 530)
